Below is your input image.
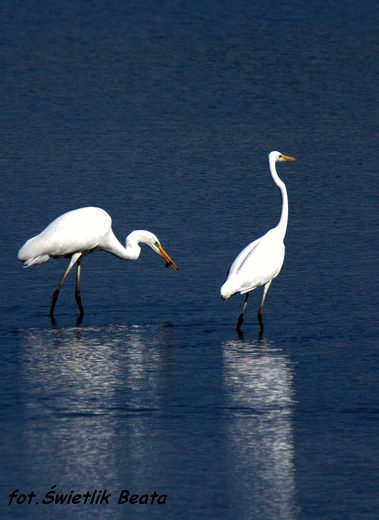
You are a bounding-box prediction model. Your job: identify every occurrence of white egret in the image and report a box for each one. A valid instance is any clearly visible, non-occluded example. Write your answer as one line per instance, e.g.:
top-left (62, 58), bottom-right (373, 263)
top-left (221, 151), bottom-right (296, 334)
top-left (18, 206), bottom-right (178, 317)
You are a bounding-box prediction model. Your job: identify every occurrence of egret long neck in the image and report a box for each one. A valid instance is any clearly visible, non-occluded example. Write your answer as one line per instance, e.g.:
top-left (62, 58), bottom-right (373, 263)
top-left (277, 183), bottom-right (288, 238)
top-left (99, 229), bottom-right (141, 260)
top-left (269, 158), bottom-right (289, 240)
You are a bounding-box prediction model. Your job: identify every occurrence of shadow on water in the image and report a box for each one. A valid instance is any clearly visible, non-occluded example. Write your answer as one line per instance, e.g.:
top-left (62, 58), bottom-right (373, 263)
top-left (221, 336), bottom-right (299, 519)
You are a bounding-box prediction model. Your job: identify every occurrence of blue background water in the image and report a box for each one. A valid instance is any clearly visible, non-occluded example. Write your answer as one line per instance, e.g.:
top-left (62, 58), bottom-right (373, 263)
top-left (1, 0), bottom-right (379, 518)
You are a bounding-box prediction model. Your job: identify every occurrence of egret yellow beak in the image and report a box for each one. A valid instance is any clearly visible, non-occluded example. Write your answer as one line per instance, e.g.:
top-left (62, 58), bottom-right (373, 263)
top-left (158, 245), bottom-right (178, 271)
top-left (282, 154), bottom-right (296, 161)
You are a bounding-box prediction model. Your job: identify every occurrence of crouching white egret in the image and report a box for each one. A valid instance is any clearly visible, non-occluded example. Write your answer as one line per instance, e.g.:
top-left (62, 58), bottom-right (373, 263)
top-left (18, 206), bottom-right (178, 317)
top-left (221, 151), bottom-right (296, 335)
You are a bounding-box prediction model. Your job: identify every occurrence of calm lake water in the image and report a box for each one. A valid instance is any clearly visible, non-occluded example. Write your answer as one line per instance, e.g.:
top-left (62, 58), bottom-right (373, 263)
top-left (1, 0), bottom-right (379, 518)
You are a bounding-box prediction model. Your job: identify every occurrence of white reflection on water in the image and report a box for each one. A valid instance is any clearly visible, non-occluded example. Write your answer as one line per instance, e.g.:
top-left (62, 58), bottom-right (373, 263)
top-left (16, 326), bottom-right (299, 518)
top-left (20, 324), bottom-right (170, 411)
top-left (222, 338), bottom-right (298, 519)
top-left (18, 324), bottom-right (172, 486)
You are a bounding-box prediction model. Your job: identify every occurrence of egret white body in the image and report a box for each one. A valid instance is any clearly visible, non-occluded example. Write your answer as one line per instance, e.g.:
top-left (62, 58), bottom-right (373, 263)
top-left (221, 151), bottom-right (295, 334)
top-left (18, 207), bottom-right (178, 317)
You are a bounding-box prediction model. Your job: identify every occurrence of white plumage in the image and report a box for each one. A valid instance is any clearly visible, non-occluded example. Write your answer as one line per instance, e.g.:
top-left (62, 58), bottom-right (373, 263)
top-left (18, 207), bottom-right (178, 318)
top-left (221, 151), bottom-right (295, 334)
top-left (221, 228), bottom-right (285, 298)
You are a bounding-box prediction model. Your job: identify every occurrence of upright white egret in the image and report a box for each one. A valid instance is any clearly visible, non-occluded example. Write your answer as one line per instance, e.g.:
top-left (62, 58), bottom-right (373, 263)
top-left (18, 206), bottom-right (178, 317)
top-left (221, 151), bottom-right (296, 334)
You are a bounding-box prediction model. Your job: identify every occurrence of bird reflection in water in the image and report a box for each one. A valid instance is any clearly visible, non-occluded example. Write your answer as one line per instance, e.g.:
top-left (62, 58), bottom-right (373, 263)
top-left (222, 337), bottom-right (299, 519)
top-left (18, 324), bottom-right (174, 487)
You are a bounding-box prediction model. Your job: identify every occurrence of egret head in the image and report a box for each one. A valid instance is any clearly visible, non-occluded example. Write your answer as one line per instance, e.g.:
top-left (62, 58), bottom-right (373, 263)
top-left (130, 231), bottom-right (178, 271)
top-left (269, 151), bottom-right (296, 162)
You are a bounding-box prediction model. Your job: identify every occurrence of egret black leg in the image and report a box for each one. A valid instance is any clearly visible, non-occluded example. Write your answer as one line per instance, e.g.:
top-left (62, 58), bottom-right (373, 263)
top-left (50, 263), bottom-right (75, 316)
top-left (49, 253), bottom-right (81, 317)
top-left (257, 308), bottom-right (264, 336)
top-left (236, 292), bottom-right (250, 333)
top-left (75, 259), bottom-right (84, 316)
top-left (257, 281), bottom-right (272, 336)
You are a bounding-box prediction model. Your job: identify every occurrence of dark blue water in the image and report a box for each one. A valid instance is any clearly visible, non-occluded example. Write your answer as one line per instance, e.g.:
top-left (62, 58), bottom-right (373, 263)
top-left (1, 1), bottom-right (379, 518)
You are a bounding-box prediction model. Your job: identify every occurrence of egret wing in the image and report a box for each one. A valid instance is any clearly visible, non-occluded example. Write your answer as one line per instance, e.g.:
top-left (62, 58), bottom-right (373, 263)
top-left (221, 229), bottom-right (285, 297)
top-left (18, 207), bottom-right (112, 264)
